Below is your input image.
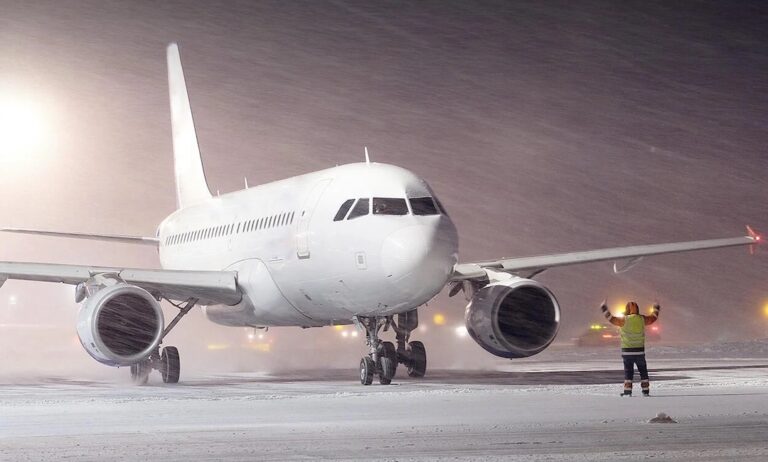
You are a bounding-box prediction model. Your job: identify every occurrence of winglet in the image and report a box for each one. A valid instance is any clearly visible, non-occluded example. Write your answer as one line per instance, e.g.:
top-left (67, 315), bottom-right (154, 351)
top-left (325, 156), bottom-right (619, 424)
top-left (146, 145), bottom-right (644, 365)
top-left (747, 225), bottom-right (761, 255)
top-left (364, 146), bottom-right (370, 164)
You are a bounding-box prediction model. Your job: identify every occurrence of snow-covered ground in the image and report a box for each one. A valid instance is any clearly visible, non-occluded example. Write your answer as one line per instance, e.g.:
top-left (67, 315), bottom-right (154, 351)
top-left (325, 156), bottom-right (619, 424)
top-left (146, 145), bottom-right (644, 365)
top-left (3, 346), bottom-right (768, 461)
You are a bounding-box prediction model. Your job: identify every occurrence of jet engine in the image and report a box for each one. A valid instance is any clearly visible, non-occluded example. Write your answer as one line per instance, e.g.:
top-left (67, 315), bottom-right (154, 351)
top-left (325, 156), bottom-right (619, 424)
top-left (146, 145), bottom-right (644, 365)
top-left (465, 277), bottom-right (560, 359)
top-left (76, 283), bottom-right (164, 366)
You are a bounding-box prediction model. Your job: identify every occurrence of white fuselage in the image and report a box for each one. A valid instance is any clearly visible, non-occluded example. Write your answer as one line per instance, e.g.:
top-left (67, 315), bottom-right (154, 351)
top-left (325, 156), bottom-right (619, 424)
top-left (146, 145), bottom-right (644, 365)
top-left (157, 163), bottom-right (459, 328)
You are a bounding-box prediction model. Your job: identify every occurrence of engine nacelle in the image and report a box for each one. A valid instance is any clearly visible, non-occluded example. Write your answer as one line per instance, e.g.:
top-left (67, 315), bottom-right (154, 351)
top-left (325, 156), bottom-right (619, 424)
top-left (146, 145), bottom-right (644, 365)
top-left (465, 277), bottom-right (560, 359)
top-left (76, 283), bottom-right (164, 366)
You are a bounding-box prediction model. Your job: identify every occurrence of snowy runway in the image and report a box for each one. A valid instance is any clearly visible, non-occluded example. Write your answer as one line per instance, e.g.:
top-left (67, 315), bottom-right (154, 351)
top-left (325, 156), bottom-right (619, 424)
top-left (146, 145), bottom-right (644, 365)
top-left (3, 358), bottom-right (768, 461)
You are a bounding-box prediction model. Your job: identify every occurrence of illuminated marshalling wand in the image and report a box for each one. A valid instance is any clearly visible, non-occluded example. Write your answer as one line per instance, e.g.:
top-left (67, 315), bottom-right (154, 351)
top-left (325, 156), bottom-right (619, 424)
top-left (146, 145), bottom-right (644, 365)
top-left (0, 43), bottom-right (762, 386)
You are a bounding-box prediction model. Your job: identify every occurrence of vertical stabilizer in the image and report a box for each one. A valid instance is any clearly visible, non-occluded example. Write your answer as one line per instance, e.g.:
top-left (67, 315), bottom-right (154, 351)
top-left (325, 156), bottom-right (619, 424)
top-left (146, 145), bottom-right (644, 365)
top-left (167, 43), bottom-right (212, 208)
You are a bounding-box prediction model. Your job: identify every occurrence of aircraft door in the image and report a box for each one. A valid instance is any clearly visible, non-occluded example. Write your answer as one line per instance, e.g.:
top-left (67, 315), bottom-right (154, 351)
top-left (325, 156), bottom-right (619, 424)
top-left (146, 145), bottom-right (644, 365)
top-left (296, 179), bottom-right (332, 259)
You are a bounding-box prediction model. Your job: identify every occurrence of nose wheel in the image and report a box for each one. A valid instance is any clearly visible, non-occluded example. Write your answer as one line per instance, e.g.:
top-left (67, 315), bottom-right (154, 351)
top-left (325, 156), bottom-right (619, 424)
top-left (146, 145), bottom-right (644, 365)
top-left (406, 340), bottom-right (427, 378)
top-left (360, 356), bottom-right (374, 385)
top-left (355, 310), bottom-right (427, 385)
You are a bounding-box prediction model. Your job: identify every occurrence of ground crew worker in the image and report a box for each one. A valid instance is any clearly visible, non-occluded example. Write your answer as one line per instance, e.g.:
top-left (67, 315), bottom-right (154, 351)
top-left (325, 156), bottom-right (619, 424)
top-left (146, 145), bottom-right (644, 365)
top-left (601, 300), bottom-right (660, 396)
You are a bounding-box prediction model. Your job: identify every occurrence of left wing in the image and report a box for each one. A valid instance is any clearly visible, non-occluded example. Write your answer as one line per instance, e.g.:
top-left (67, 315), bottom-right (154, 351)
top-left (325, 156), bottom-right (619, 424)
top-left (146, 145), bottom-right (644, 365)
top-left (1, 228), bottom-right (159, 245)
top-left (0, 261), bottom-right (240, 306)
top-left (452, 229), bottom-right (760, 281)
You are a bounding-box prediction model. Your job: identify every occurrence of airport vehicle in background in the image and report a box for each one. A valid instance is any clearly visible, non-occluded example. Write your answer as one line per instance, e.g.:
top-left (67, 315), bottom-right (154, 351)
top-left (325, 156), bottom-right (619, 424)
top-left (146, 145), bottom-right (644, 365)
top-left (0, 44), bottom-right (760, 385)
top-left (576, 322), bottom-right (660, 347)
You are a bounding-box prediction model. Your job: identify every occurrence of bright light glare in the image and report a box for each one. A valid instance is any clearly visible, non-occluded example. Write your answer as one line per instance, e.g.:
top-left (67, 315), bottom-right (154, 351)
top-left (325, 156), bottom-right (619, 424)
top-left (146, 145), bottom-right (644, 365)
top-left (341, 331), bottom-right (349, 338)
top-left (351, 331), bottom-right (358, 337)
top-left (8, 295), bottom-right (17, 305)
top-left (454, 325), bottom-right (468, 338)
top-left (763, 303), bottom-right (768, 318)
top-left (0, 94), bottom-right (48, 158)
top-left (333, 325), bottom-right (344, 331)
top-left (433, 313), bottom-right (446, 326)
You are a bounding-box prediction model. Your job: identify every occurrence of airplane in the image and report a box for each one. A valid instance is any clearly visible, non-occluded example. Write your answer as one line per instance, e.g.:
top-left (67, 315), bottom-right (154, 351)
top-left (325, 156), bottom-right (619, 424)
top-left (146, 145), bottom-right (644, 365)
top-left (0, 43), bottom-right (760, 385)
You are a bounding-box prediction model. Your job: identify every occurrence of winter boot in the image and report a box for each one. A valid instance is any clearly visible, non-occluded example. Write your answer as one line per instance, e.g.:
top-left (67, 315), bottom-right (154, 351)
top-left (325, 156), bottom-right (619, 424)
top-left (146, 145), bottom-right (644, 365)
top-left (641, 380), bottom-right (650, 397)
top-left (621, 380), bottom-right (633, 397)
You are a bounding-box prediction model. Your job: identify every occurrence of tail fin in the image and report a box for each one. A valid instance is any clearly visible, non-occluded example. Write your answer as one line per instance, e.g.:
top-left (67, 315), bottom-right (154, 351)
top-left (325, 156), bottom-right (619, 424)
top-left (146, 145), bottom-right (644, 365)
top-left (167, 43), bottom-right (212, 208)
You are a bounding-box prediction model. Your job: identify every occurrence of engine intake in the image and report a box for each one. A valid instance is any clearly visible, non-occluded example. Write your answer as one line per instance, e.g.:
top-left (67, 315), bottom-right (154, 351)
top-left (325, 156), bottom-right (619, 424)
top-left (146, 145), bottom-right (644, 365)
top-left (76, 283), bottom-right (164, 366)
top-left (465, 277), bottom-right (560, 358)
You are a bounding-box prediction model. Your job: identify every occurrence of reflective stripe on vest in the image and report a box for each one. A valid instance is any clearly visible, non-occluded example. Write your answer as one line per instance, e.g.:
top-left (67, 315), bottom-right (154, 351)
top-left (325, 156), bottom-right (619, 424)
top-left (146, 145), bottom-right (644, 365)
top-left (620, 314), bottom-right (645, 349)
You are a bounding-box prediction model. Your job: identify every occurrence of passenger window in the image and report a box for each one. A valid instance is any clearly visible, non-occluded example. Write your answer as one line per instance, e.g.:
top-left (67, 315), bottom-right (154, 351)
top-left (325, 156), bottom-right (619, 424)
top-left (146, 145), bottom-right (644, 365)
top-left (347, 198), bottom-right (370, 220)
top-left (373, 197), bottom-right (408, 215)
top-left (410, 197), bottom-right (439, 215)
top-left (334, 199), bottom-right (355, 221)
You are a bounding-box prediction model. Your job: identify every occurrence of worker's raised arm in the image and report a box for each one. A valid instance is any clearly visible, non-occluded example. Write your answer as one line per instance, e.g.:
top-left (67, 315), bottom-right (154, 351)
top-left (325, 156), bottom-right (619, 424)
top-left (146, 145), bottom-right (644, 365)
top-left (644, 303), bottom-right (660, 325)
top-left (601, 301), bottom-right (624, 327)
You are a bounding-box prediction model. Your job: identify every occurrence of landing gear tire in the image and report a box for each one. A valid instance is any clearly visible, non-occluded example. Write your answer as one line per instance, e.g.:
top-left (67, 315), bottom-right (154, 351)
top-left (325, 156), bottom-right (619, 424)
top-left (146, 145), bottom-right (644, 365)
top-left (407, 341), bottom-right (427, 378)
top-left (378, 341), bottom-right (397, 385)
top-left (160, 346), bottom-right (181, 384)
top-left (360, 356), bottom-right (374, 385)
top-left (130, 360), bottom-right (151, 385)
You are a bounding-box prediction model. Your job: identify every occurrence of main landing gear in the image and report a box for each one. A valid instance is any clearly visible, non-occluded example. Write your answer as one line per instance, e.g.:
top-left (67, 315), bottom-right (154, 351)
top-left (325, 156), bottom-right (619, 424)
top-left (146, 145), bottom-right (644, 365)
top-left (356, 310), bottom-right (427, 386)
top-left (130, 298), bottom-right (197, 385)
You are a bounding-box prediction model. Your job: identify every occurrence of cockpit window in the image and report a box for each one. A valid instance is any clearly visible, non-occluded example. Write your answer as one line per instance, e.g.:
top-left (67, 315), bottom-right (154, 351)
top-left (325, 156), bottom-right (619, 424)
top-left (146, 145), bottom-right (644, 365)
top-left (373, 197), bottom-right (408, 215)
top-left (433, 196), bottom-right (449, 217)
top-left (334, 199), bottom-right (355, 221)
top-left (409, 197), bottom-right (439, 215)
top-left (347, 198), bottom-right (369, 220)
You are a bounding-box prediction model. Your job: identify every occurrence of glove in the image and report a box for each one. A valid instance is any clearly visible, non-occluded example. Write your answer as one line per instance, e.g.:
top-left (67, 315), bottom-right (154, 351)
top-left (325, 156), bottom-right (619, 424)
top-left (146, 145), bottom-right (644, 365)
top-left (653, 303), bottom-right (660, 312)
top-left (600, 299), bottom-right (608, 313)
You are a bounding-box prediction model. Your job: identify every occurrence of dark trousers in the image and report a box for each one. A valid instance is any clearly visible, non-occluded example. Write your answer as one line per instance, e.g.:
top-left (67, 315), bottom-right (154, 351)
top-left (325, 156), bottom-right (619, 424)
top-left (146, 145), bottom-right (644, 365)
top-left (622, 354), bottom-right (649, 381)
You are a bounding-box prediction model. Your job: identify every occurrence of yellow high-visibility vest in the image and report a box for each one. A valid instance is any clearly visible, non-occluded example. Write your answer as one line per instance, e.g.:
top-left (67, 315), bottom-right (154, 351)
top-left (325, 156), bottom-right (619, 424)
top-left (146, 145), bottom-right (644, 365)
top-left (620, 314), bottom-right (645, 349)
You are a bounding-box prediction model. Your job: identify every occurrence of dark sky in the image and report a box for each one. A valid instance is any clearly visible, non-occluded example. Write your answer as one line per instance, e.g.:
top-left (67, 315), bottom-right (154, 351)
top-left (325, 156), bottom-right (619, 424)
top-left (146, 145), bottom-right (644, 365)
top-left (1, 0), bottom-right (767, 373)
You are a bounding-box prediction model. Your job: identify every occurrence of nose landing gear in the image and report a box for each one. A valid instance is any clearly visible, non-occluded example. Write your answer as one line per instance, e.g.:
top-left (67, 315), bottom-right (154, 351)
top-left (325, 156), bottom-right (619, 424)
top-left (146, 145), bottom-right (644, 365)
top-left (355, 309), bottom-right (427, 385)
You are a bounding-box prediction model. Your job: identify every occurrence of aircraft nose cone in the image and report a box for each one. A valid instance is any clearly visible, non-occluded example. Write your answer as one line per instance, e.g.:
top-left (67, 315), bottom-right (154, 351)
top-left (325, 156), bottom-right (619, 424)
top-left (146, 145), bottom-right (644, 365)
top-left (381, 225), bottom-right (431, 280)
top-left (381, 220), bottom-right (458, 299)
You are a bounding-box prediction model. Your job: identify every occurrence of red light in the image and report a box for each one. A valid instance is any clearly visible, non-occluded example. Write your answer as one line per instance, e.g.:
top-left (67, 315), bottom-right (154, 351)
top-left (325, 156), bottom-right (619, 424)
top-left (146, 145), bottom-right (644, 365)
top-left (651, 326), bottom-right (659, 331)
top-left (601, 334), bottom-right (613, 339)
top-left (757, 236), bottom-right (762, 241)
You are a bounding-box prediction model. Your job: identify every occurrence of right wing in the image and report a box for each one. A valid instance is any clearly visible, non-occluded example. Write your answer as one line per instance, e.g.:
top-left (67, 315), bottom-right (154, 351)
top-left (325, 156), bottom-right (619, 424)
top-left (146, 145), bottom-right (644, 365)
top-left (0, 261), bottom-right (240, 306)
top-left (452, 229), bottom-right (760, 281)
top-left (1, 228), bottom-right (159, 245)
